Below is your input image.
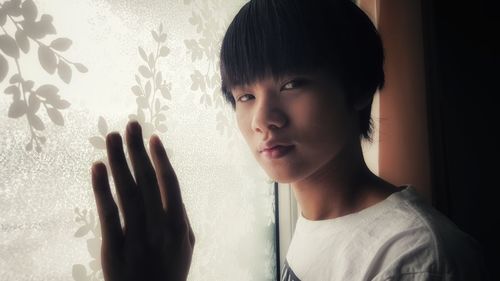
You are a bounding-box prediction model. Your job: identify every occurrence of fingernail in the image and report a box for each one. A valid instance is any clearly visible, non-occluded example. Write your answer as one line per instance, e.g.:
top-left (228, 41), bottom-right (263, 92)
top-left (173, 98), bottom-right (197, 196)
top-left (128, 121), bottom-right (141, 136)
top-left (151, 134), bottom-right (166, 153)
top-left (151, 134), bottom-right (159, 143)
top-left (151, 134), bottom-right (161, 150)
top-left (106, 132), bottom-right (121, 146)
top-left (91, 161), bottom-right (103, 175)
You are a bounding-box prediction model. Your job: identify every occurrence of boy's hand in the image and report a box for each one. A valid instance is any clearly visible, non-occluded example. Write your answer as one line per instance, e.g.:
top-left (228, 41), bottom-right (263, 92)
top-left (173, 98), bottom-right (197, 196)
top-left (90, 121), bottom-right (194, 281)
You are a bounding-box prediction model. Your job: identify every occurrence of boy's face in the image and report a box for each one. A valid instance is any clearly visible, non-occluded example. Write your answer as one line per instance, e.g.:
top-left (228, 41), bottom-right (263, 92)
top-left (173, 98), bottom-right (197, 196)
top-left (231, 70), bottom-right (360, 184)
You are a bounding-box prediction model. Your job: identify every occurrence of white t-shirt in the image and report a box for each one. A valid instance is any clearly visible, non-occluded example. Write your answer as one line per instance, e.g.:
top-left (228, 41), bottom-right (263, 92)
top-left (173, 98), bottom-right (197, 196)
top-left (281, 185), bottom-right (489, 281)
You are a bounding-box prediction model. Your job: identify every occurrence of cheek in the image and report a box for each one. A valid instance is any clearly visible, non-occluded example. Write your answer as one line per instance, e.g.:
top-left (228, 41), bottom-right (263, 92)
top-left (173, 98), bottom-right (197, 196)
top-left (291, 96), bottom-right (354, 154)
top-left (289, 96), bottom-right (338, 136)
top-left (236, 110), bottom-right (254, 145)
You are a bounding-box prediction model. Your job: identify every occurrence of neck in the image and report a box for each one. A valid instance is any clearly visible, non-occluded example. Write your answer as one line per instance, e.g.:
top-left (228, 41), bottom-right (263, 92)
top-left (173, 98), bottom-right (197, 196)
top-left (290, 138), bottom-right (398, 221)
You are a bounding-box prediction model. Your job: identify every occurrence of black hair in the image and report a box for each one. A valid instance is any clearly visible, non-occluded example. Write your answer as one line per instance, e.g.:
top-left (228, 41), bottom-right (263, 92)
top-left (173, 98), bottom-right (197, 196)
top-left (219, 0), bottom-right (384, 140)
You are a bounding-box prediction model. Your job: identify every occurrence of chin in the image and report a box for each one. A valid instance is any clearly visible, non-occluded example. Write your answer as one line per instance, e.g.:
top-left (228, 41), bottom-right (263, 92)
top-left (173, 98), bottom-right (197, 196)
top-left (254, 152), bottom-right (308, 184)
top-left (261, 166), bottom-right (303, 184)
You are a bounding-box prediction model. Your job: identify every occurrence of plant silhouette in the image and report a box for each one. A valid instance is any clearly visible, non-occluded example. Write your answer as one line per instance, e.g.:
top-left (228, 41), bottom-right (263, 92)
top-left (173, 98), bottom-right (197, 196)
top-left (72, 208), bottom-right (103, 281)
top-left (0, 0), bottom-right (88, 153)
top-left (128, 23), bottom-right (172, 140)
top-left (183, 0), bottom-right (237, 146)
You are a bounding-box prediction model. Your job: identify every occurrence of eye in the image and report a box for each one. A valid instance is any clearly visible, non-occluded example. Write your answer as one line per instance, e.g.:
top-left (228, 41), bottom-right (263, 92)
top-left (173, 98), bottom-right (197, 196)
top-left (237, 94), bottom-right (254, 103)
top-left (281, 79), bottom-right (307, 91)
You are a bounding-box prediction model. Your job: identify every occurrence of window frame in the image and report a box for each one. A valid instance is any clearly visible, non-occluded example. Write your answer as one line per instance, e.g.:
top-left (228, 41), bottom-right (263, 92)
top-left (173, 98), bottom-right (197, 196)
top-left (276, 182), bottom-right (299, 278)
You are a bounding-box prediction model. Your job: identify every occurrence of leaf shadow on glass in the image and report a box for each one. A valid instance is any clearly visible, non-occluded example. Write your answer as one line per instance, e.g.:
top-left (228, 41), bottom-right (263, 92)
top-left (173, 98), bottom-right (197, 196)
top-left (72, 208), bottom-right (103, 281)
top-left (78, 23), bottom-right (173, 281)
top-left (0, 0), bottom-right (88, 153)
top-left (183, 0), bottom-right (238, 148)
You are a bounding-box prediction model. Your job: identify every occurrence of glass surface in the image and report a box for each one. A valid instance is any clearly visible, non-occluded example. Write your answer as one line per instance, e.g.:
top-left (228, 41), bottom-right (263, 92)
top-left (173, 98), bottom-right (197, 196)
top-left (0, 0), bottom-right (277, 280)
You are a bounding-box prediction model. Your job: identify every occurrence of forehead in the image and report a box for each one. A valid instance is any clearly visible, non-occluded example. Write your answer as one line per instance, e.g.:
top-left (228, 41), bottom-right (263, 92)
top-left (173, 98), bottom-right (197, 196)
top-left (230, 69), bottom-right (334, 92)
top-left (231, 76), bottom-right (284, 92)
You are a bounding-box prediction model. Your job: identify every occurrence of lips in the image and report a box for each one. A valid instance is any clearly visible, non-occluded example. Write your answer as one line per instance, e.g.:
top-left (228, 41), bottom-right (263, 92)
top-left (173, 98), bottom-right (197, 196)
top-left (260, 144), bottom-right (295, 159)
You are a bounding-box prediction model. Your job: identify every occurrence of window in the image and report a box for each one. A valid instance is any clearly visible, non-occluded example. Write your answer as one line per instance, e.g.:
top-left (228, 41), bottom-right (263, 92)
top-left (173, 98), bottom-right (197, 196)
top-left (0, 0), bottom-right (277, 280)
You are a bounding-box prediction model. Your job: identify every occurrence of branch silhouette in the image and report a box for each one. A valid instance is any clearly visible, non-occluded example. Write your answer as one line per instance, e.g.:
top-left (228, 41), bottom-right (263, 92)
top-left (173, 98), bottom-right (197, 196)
top-left (0, 0), bottom-right (87, 153)
top-left (183, 0), bottom-right (236, 143)
top-left (72, 208), bottom-right (102, 281)
top-left (128, 23), bottom-right (172, 139)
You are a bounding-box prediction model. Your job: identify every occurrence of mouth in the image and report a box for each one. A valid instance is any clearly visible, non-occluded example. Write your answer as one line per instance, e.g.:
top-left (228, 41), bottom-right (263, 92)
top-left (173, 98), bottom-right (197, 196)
top-left (260, 145), bottom-right (295, 159)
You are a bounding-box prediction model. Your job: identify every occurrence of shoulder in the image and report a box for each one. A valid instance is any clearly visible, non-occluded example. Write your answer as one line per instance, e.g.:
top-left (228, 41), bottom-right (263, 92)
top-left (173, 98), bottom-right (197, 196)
top-left (368, 186), bottom-right (489, 281)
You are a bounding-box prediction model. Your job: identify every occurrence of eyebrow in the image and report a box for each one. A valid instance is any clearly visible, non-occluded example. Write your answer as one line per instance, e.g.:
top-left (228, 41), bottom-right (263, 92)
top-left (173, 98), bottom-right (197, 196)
top-left (229, 71), bottom-right (317, 95)
top-left (231, 74), bottom-right (313, 94)
top-left (230, 83), bottom-right (259, 95)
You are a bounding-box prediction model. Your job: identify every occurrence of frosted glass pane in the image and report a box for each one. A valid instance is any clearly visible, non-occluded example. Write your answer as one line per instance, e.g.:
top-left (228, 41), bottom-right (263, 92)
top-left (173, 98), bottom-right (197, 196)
top-left (0, 0), bottom-right (277, 280)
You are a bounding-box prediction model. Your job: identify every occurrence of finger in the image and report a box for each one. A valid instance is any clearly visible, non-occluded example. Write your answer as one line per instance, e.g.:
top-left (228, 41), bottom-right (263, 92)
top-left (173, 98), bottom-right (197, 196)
top-left (186, 211), bottom-right (195, 247)
top-left (149, 135), bottom-right (168, 211)
top-left (125, 121), bottom-right (164, 229)
top-left (181, 202), bottom-right (195, 246)
top-left (91, 161), bottom-right (123, 250)
top-left (106, 132), bottom-right (142, 233)
top-left (149, 134), bottom-right (186, 224)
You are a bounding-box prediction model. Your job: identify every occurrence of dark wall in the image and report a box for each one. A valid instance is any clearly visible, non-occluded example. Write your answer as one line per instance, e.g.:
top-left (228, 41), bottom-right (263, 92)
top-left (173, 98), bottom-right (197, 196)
top-left (422, 0), bottom-right (499, 274)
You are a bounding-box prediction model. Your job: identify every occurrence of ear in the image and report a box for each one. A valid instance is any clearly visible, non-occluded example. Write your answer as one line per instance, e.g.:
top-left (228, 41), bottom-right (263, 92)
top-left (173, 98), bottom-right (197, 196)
top-left (354, 95), bottom-right (373, 111)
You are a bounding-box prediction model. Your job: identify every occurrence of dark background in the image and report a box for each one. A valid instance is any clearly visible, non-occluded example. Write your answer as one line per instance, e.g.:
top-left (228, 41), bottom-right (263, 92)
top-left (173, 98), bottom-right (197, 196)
top-left (422, 0), bottom-right (499, 276)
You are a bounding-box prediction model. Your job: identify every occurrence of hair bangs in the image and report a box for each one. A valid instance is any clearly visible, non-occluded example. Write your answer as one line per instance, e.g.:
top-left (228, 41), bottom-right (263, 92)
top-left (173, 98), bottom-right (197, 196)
top-left (219, 0), bottom-right (325, 106)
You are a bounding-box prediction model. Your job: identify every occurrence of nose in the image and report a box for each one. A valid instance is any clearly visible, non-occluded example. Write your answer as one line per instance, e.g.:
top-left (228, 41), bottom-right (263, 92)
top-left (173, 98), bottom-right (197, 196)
top-left (251, 96), bottom-right (288, 134)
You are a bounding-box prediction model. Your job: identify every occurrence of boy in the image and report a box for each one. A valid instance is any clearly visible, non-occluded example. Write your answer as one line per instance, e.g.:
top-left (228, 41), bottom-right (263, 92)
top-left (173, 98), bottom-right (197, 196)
top-left (90, 0), bottom-right (488, 280)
